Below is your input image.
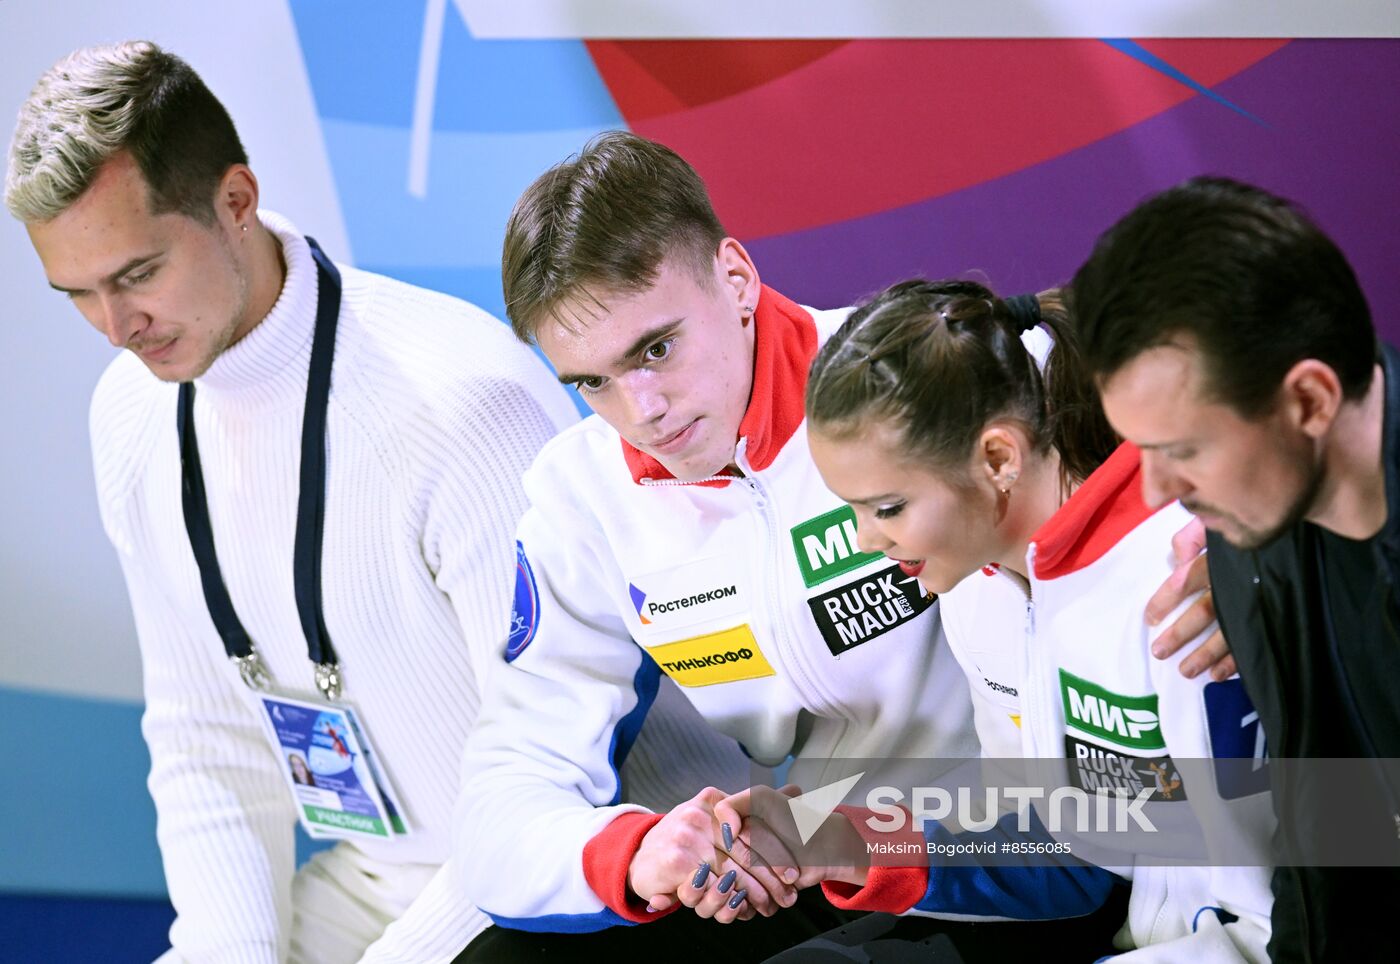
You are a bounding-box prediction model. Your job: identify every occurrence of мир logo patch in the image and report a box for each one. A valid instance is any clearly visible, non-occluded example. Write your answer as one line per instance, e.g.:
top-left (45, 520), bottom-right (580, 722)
top-left (790, 505), bottom-right (884, 588)
top-left (1059, 669), bottom-right (1165, 753)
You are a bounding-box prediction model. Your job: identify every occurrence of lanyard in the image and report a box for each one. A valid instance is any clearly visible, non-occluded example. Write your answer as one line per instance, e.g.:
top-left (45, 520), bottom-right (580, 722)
top-left (178, 236), bottom-right (344, 700)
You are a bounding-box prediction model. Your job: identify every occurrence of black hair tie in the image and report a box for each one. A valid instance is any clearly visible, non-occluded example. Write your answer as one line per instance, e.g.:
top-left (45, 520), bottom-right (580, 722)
top-left (1004, 293), bottom-right (1042, 333)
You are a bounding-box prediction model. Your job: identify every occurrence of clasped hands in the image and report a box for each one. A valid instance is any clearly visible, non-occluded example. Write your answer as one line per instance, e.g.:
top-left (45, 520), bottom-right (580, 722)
top-left (625, 783), bottom-right (860, 924)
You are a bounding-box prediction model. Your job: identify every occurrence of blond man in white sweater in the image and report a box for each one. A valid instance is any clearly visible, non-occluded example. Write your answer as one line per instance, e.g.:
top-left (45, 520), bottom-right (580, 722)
top-left (5, 41), bottom-right (582, 963)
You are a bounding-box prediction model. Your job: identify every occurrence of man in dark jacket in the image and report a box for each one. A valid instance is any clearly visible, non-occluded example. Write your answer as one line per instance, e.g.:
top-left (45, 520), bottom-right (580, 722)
top-left (1071, 175), bottom-right (1400, 963)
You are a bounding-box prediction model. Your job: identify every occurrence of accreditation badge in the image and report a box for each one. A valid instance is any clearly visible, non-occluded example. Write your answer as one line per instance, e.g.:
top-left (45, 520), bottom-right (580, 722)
top-left (255, 693), bottom-right (410, 840)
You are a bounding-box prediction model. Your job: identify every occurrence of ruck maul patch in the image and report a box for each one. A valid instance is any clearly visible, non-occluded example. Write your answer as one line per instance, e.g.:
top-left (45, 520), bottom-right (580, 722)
top-left (807, 562), bottom-right (933, 656)
top-left (1065, 734), bottom-right (1189, 802)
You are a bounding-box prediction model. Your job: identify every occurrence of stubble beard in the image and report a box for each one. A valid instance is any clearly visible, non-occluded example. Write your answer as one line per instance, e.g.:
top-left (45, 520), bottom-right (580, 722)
top-left (1209, 453), bottom-right (1326, 550)
top-left (169, 238), bottom-right (253, 383)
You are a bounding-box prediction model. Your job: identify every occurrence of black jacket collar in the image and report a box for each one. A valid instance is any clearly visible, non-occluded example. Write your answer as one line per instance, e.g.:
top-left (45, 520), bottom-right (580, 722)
top-left (1377, 343), bottom-right (1400, 563)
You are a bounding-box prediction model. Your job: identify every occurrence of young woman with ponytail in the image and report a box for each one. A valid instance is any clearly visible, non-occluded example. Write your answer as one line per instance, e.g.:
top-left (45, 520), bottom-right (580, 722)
top-left (807, 281), bottom-right (1118, 596)
top-left (790, 280), bottom-right (1276, 961)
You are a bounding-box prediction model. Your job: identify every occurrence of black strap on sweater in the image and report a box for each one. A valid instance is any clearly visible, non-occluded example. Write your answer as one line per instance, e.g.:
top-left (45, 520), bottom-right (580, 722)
top-left (177, 236), bottom-right (344, 699)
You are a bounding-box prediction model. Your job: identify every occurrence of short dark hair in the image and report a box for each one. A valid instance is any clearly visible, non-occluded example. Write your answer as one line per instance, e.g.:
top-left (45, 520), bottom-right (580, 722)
top-left (500, 130), bottom-right (728, 344)
top-left (1074, 176), bottom-right (1377, 416)
top-left (7, 41), bottom-right (248, 225)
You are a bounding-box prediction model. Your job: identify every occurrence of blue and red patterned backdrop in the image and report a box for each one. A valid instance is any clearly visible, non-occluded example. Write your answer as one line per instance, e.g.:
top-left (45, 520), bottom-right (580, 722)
top-left (288, 7), bottom-right (1400, 351)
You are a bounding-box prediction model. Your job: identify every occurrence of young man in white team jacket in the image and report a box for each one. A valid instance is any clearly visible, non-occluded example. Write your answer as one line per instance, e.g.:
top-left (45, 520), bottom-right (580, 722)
top-left (451, 131), bottom-right (1228, 959)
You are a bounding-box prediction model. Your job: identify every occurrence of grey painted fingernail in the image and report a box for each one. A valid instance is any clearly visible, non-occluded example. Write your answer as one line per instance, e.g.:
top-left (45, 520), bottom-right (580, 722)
top-left (728, 888), bottom-right (748, 910)
top-left (717, 869), bottom-right (737, 894)
top-left (722, 822), bottom-right (734, 850)
top-left (691, 861), bottom-right (711, 889)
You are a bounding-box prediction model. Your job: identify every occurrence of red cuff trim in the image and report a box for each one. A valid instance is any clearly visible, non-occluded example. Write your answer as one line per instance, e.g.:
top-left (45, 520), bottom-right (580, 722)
top-left (820, 805), bottom-right (927, 913)
top-left (583, 811), bottom-right (677, 923)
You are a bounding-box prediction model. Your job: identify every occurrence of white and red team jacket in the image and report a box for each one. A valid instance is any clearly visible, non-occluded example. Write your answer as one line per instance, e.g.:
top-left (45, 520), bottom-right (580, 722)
top-left (455, 286), bottom-right (1003, 931)
top-left (824, 443), bottom-right (1276, 961)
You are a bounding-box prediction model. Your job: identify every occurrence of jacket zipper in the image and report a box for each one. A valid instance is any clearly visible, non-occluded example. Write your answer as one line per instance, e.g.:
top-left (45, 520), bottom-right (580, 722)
top-left (741, 474), bottom-right (829, 718)
top-left (1022, 593), bottom-right (1041, 755)
top-left (640, 443), bottom-right (836, 727)
top-left (997, 562), bottom-right (1038, 756)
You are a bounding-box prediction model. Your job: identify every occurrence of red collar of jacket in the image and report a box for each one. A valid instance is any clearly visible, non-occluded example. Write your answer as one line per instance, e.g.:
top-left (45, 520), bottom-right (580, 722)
top-left (1032, 442), bottom-right (1163, 580)
top-left (622, 284), bottom-right (818, 487)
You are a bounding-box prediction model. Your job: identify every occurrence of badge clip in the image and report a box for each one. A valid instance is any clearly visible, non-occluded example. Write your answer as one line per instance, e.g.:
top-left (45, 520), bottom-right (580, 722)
top-left (315, 662), bottom-right (343, 702)
top-left (232, 650), bottom-right (272, 691)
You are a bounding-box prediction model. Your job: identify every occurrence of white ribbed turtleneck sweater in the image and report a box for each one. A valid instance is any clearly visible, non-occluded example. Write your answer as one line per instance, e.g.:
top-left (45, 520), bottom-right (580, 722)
top-left (89, 212), bottom-right (577, 963)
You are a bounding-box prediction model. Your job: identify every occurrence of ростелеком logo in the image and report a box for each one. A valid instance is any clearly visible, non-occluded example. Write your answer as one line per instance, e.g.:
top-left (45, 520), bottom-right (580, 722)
top-left (627, 557), bottom-right (748, 633)
top-left (629, 583), bottom-right (652, 625)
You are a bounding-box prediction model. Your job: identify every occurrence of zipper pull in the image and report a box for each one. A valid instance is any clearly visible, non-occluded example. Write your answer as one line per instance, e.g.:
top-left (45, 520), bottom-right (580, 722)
top-left (746, 478), bottom-right (766, 510)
